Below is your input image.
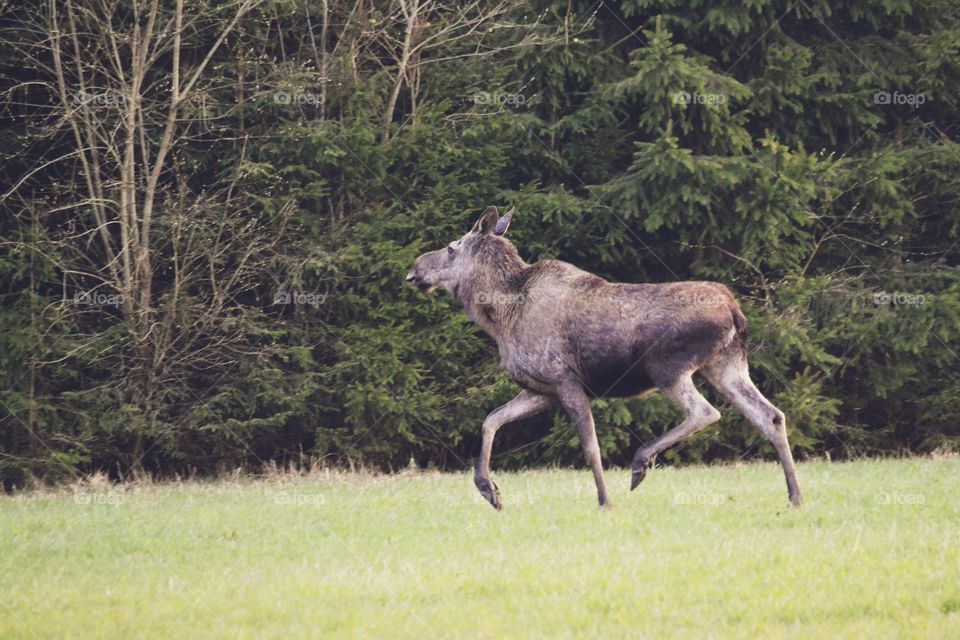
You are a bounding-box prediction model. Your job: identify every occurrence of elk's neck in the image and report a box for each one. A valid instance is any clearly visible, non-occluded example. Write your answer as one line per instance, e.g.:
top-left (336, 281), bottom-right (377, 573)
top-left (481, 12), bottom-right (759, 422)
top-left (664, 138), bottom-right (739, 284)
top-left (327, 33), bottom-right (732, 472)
top-left (456, 249), bottom-right (527, 339)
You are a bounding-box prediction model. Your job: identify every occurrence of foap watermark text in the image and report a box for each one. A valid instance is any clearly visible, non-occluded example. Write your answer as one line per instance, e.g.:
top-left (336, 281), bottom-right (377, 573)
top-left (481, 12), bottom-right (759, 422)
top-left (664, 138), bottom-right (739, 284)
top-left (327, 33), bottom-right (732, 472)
top-left (273, 291), bottom-right (327, 307)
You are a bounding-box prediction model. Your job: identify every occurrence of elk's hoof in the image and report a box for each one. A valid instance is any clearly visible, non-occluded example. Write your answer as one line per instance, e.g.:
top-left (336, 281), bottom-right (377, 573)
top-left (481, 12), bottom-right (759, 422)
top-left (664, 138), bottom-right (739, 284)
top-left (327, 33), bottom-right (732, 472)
top-left (631, 451), bottom-right (655, 491)
top-left (475, 476), bottom-right (502, 510)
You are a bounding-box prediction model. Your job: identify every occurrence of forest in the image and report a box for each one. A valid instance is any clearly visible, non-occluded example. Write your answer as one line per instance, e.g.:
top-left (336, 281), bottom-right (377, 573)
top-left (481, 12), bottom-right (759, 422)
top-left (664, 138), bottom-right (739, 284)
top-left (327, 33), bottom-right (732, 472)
top-left (1, 0), bottom-right (959, 487)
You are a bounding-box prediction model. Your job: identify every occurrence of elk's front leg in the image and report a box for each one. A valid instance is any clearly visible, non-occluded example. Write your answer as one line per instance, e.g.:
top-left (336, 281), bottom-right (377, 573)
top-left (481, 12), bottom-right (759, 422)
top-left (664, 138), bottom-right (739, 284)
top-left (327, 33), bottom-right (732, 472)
top-left (556, 381), bottom-right (611, 507)
top-left (475, 390), bottom-right (553, 510)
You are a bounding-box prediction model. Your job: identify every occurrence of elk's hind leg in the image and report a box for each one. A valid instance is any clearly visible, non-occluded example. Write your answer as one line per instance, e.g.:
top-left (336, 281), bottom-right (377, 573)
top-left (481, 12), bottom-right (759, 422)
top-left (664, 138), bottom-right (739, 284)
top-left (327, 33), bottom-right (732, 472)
top-left (701, 350), bottom-right (803, 506)
top-left (631, 373), bottom-right (721, 490)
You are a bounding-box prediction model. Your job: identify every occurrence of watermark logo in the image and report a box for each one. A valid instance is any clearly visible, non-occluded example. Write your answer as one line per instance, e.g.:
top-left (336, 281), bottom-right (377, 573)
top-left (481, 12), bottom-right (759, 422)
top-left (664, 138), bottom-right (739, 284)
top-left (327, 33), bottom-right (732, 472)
top-left (874, 491), bottom-right (924, 505)
top-left (473, 291), bottom-right (525, 306)
top-left (873, 291), bottom-right (926, 306)
top-left (273, 491), bottom-right (325, 506)
top-left (273, 91), bottom-right (324, 106)
top-left (473, 91), bottom-right (527, 107)
top-left (71, 91), bottom-right (125, 106)
top-left (673, 91), bottom-right (726, 105)
top-left (273, 291), bottom-right (327, 307)
top-left (74, 290), bottom-right (125, 307)
top-left (74, 491), bottom-right (128, 506)
top-left (873, 90), bottom-right (925, 107)
top-left (672, 290), bottom-right (727, 306)
top-left (673, 491), bottom-right (725, 506)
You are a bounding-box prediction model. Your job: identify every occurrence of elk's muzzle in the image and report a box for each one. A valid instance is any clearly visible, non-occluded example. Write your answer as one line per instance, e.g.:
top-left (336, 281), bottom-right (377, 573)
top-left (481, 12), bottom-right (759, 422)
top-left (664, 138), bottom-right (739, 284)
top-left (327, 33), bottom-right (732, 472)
top-left (405, 267), bottom-right (430, 292)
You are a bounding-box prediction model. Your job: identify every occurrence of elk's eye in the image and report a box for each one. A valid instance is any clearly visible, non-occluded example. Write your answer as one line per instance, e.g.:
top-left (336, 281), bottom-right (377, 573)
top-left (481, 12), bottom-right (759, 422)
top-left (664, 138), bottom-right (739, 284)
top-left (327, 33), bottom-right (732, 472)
top-left (447, 246), bottom-right (455, 256)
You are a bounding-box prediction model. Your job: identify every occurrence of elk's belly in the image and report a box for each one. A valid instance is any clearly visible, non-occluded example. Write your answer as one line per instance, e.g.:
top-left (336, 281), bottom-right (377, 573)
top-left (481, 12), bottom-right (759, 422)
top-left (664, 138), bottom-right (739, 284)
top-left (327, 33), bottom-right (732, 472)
top-left (581, 362), bottom-right (656, 399)
top-left (574, 339), bottom-right (657, 398)
top-left (498, 339), bottom-right (657, 399)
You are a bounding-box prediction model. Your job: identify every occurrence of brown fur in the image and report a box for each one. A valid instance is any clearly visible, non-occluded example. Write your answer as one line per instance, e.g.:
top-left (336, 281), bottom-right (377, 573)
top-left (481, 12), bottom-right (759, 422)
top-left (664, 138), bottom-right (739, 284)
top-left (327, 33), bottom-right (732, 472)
top-left (407, 206), bottom-right (803, 509)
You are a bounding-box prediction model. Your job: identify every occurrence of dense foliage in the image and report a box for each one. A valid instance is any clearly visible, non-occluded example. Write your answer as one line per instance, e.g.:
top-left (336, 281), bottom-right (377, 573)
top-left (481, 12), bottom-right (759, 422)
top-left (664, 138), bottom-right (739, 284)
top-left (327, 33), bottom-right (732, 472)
top-left (2, 0), bottom-right (959, 487)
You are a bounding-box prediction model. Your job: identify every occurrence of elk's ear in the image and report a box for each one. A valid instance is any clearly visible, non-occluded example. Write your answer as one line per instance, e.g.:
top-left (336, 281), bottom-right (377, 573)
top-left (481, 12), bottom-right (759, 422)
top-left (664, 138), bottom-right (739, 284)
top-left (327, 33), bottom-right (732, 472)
top-left (493, 207), bottom-right (514, 236)
top-left (471, 206), bottom-right (499, 234)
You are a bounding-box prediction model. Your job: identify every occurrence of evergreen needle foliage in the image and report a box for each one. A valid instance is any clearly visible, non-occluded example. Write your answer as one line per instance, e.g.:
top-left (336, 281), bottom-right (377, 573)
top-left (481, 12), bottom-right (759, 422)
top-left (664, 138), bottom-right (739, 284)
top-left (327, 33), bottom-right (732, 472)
top-left (1, 0), bottom-right (959, 485)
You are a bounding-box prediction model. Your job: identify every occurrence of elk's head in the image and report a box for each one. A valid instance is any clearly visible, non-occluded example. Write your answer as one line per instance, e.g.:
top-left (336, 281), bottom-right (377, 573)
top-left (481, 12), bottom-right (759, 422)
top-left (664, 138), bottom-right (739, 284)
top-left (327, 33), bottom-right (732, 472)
top-left (406, 206), bottom-right (514, 298)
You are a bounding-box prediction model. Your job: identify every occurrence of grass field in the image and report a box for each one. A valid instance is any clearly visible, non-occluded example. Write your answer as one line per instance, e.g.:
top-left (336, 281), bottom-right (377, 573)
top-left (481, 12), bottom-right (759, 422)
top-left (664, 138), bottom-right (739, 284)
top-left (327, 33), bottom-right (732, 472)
top-left (2, 458), bottom-right (959, 638)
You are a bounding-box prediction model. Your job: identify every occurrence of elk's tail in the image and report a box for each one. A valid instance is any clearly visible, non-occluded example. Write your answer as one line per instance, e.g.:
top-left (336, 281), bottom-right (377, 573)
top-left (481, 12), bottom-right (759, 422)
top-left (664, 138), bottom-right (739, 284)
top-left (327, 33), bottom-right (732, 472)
top-left (731, 304), bottom-right (748, 346)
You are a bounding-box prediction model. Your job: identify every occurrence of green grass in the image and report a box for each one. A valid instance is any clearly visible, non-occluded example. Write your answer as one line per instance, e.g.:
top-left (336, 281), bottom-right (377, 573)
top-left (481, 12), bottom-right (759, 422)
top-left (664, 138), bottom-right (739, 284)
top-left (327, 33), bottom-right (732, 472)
top-left (2, 459), bottom-right (959, 638)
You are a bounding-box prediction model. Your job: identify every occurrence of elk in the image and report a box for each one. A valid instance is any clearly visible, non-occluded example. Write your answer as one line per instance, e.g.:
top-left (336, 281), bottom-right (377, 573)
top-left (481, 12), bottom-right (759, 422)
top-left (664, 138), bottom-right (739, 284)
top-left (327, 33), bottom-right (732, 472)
top-left (406, 206), bottom-right (803, 509)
